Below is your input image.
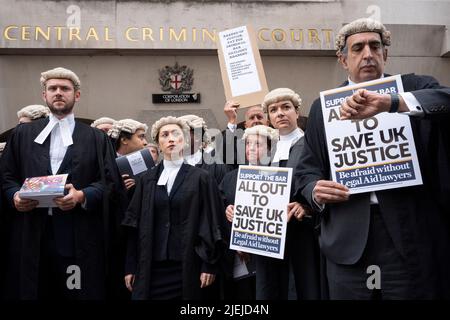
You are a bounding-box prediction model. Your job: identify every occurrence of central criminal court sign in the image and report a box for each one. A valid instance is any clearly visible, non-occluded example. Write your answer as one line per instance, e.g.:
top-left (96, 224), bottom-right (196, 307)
top-left (0, 0), bottom-right (337, 51)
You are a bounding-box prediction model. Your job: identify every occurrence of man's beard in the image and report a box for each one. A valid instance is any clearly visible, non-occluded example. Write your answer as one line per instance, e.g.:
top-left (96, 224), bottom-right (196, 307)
top-left (47, 99), bottom-right (75, 116)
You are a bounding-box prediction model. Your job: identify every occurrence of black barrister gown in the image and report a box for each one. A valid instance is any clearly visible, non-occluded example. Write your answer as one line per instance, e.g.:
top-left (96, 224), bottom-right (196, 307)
top-left (195, 159), bottom-right (230, 186)
top-left (0, 118), bottom-right (127, 299)
top-left (122, 162), bottom-right (227, 300)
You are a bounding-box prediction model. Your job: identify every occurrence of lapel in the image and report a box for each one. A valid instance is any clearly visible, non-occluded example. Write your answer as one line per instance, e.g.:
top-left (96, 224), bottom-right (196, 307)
top-left (286, 137), bottom-right (305, 168)
top-left (169, 162), bottom-right (190, 200)
top-left (140, 163), bottom-right (164, 218)
top-left (400, 73), bottom-right (415, 92)
top-left (32, 118), bottom-right (52, 175)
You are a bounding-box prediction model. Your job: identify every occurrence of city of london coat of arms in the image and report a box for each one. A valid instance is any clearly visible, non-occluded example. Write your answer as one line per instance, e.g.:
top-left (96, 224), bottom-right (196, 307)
top-left (159, 62), bottom-right (194, 94)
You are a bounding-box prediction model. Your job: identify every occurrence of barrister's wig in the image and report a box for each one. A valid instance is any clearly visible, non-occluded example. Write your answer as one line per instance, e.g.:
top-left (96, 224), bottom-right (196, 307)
top-left (150, 116), bottom-right (190, 143)
top-left (90, 117), bottom-right (116, 128)
top-left (242, 125), bottom-right (279, 142)
top-left (261, 88), bottom-right (302, 113)
top-left (335, 18), bottom-right (391, 56)
top-left (40, 67), bottom-right (81, 91)
top-left (178, 114), bottom-right (212, 150)
top-left (147, 142), bottom-right (159, 149)
top-left (17, 104), bottom-right (50, 120)
top-left (108, 119), bottom-right (148, 139)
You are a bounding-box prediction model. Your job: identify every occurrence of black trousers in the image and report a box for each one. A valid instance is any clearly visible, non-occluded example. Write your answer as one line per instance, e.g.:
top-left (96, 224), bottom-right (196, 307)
top-left (255, 255), bottom-right (290, 300)
top-left (326, 205), bottom-right (413, 300)
top-left (38, 215), bottom-right (78, 300)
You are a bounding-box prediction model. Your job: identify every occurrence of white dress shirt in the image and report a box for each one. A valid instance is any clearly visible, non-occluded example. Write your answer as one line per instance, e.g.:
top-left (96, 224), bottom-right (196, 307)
top-left (34, 113), bottom-right (75, 174)
top-left (227, 122), bottom-right (237, 132)
top-left (50, 114), bottom-right (75, 174)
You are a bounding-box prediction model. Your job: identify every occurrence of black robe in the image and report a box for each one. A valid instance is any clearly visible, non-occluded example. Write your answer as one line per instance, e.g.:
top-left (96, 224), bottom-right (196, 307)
top-left (195, 159), bottom-right (230, 186)
top-left (294, 73), bottom-right (450, 298)
top-left (273, 138), bottom-right (322, 300)
top-left (0, 118), bottom-right (127, 299)
top-left (122, 162), bottom-right (227, 300)
top-left (0, 173), bottom-right (5, 295)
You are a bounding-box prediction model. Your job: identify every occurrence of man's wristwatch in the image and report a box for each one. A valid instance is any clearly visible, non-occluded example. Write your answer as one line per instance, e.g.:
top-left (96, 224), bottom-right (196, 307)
top-left (389, 93), bottom-right (400, 113)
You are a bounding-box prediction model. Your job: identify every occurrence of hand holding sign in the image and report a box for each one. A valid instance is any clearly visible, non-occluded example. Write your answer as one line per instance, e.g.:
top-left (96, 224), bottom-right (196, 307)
top-left (14, 192), bottom-right (39, 212)
top-left (226, 204), bottom-right (235, 222)
top-left (224, 100), bottom-right (240, 125)
top-left (287, 202), bottom-right (306, 222)
top-left (313, 180), bottom-right (350, 205)
top-left (122, 174), bottom-right (136, 190)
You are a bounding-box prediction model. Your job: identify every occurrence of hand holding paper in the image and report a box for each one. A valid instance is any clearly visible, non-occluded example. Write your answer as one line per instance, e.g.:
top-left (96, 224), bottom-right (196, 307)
top-left (225, 204), bottom-right (235, 222)
top-left (53, 183), bottom-right (85, 211)
top-left (224, 100), bottom-right (240, 125)
top-left (313, 180), bottom-right (350, 205)
top-left (236, 251), bottom-right (251, 263)
top-left (14, 192), bottom-right (39, 212)
top-left (122, 174), bottom-right (136, 190)
top-left (287, 202), bottom-right (306, 222)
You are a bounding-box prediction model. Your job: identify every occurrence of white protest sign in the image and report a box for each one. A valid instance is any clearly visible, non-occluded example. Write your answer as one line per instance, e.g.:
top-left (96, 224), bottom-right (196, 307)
top-left (217, 25), bottom-right (268, 108)
top-left (219, 25), bottom-right (260, 96)
top-left (320, 75), bottom-right (423, 193)
top-left (230, 165), bottom-right (292, 259)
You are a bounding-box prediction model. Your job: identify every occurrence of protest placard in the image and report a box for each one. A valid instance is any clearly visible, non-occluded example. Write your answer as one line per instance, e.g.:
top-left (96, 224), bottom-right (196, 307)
top-left (217, 25), bottom-right (268, 108)
top-left (320, 75), bottom-right (422, 193)
top-left (115, 148), bottom-right (155, 178)
top-left (230, 165), bottom-right (292, 259)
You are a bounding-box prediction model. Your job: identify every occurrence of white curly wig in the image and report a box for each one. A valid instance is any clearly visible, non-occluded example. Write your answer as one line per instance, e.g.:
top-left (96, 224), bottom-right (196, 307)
top-left (150, 116), bottom-right (190, 143)
top-left (242, 125), bottom-right (279, 142)
top-left (108, 119), bottom-right (148, 139)
top-left (261, 88), bottom-right (302, 113)
top-left (91, 117), bottom-right (115, 128)
top-left (177, 114), bottom-right (212, 150)
top-left (17, 104), bottom-right (50, 120)
top-left (335, 18), bottom-right (391, 56)
top-left (40, 67), bottom-right (81, 91)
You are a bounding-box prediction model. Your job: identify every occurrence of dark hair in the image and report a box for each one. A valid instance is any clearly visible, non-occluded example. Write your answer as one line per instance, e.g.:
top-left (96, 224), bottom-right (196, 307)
top-left (114, 131), bottom-right (133, 151)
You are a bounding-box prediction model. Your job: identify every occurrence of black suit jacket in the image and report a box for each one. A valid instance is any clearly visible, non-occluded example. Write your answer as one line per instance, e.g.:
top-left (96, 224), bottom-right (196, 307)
top-left (294, 73), bottom-right (450, 298)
